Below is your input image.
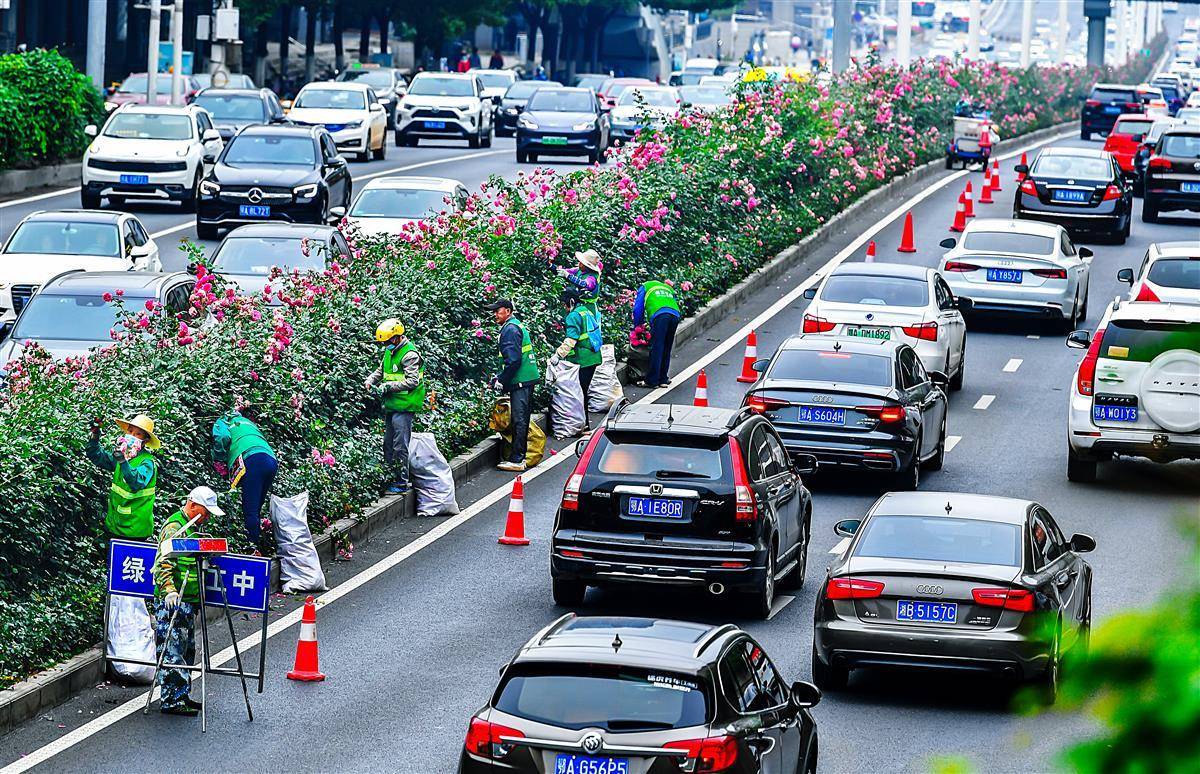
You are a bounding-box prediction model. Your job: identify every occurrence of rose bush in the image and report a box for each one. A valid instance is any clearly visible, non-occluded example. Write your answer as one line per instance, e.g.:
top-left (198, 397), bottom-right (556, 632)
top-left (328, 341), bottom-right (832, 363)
top-left (0, 44), bottom-right (1162, 688)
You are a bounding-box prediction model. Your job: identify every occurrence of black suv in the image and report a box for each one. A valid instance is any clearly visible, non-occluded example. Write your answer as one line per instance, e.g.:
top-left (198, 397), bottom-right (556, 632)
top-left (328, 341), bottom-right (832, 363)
top-left (460, 615), bottom-right (821, 774)
top-left (1080, 83), bottom-right (1142, 140)
top-left (550, 402), bottom-right (816, 619)
top-left (192, 87), bottom-right (287, 140)
top-left (1142, 127), bottom-right (1200, 223)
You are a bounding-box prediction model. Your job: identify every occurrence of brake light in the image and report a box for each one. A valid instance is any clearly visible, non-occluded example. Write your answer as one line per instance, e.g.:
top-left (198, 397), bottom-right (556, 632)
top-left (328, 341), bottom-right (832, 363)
top-left (1031, 268), bottom-right (1068, 279)
top-left (902, 321), bottom-right (938, 341)
top-left (972, 588), bottom-right (1035, 612)
top-left (1124, 102), bottom-right (1143, 110)
top-left (1019, 178), bottom-right (1038, 195)
top-left (802, 313), bottom-right (835, 333)
top-left (729, 438), bottom-right (757, 522)
top-left (1076, 326), bottom-right (1106, 397)
top-left (825, 577), bottom-right (885, 599)
top-left (1135, 283), bottom-right (1161, 302)
top-left (464, 716), bottom-right (525, 759)
top-left (1148, 156), bottom-right (1172, 169)
top-left (1085, 99), bottom-right (1101, 107)
top-left (561, 430), bottom-right (604, 511)
top-left (664, 735), bottom-right (739, 772)
top-left (857, 404), bottom-right (907, 423)
top-left (1102, 184), bottom-right (1122, 201)
top-left (943, 261), bottom-right (979, 272)
top-left (746, 393), bottom-right (789, 414)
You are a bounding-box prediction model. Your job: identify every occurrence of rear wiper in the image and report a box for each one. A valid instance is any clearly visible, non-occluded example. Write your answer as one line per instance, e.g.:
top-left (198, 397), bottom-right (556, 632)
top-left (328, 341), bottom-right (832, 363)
top-left (654, 469), bottom-right (708, 479)
top-left (605, 719), bottom-right (677, 731)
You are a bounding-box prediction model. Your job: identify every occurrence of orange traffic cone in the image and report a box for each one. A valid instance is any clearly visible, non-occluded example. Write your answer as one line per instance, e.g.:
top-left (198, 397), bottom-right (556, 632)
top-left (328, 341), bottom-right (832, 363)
top-left (736, 331), bottom-right (759, 383)
top-left (950, 193), bottom-right (967, 232)
top-left (693, 369), bottom-right (709, 407)
top-left (991, 159), bottom-right (1003, 192)
top-left (1016, 152), bottom-right (1028, 182)
top-left (979, 167), bottom-right (994, 204)
top-left (897, 211), bottom-right (916, 253)
top-left (498, 475), bottom-right (530, 546)
top-left (865, 240), bottom-right (877, 262)
top-left (979, 127), bottom-right (991, 153)
top-left (963, 182), bottom-right (975, 218)
top-left (287, 596), bottom-right (326, 682)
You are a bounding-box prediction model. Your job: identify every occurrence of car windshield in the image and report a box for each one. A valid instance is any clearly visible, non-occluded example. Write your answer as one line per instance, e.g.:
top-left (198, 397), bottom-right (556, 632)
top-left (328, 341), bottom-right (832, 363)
top-left (1113, 118), bottom-right (1154, 135)
top-left (212, 236), bottom-right (326, 274)
top-left (494, 663), bottom-right (709, 732)
top-left (337, 69), bottom-right (393, 88)
top-left (223, 135), bottom-right (316, 166)
top-left (680, 86), bottom-right (730, 106)
top-left (474, 72), bottom-right (513, 88)
top-left (676, 72), bottom-right (707, 85)
top-left (1101, 320), bottom-right (1200, 362)
top-left (350, 188), bottom-right (449, 219)
top-left (6, 221), bottom-right (120, 257)
top-left (769, 349), bottom-right (893, 387)
top-left (821, 274), bottom-right (929, 307)
top-left (961, 231), bottom-right (1055, 255)
top-left (1148, 121), bottom-right (1179, 141)
top-left (1091, 87), bottom-right (1136, 102)
top-left (1031, 154), bottom-right (1112, 179)
top-left (407, 76), bottom-right (474, 97)
top-left (573, 75), bottom-right (607, 90)
top-left (527, 90), bottom-right (593, 112)
top-left (595, 438), bottom-right (724, 480)
top-left (194, 94), bottom-right (266, 122)
top-left (117, 74), bottom-right (176, 94)
top-left (11, 293), bottom-right (149, 341)
top-left (1147, 258), bottom-right (1200, 289)
top-left (1177, 109), bottom-right (1200, 122)
top-left (293, 88), bottom-right (365, 110)
top-left (619, 89), bottom-right (677, 108)
top-left (103, 112), bottom-right (193, 140)
top-left (194, 74), bottom-right (254, 89)
top-left (1161, 134), bottom-right (1200, 158)
top-left (505, 81), bottom-right (560, 99)
top-left (854, 515), bottom-right (1022, 566)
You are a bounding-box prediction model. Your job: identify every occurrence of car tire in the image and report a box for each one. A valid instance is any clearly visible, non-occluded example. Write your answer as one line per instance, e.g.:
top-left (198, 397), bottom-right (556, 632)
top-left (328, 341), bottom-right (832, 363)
top-left (468, 127), bottom-right (481, 149)
top-left (1080, 129), bottom-right (1090, 141)
top-left (551, 576), bottom-right (587, 607)
top-left (394, 131), bottom-right (403, 147)
top-left (528, 153), bottom-right (538, 163)
top-left (922, 418), bottom-right (946, 472)
top-left (81, 190), bottom-right (102, 209)
top-left (811, 645), bottom-right (848, 692)
top-left (517, 150), bottom-right (528, 164)
top-left (1077, 289), bottom-right (1089, 323)
top-left (780, 515), bottom-right (809, 591)
top-left (894, 444), bottom-right (920, 491)
top-left (950, 342), bottom-right (965, 391)
top-left (481, 125), bottom-right (493, 148)
top-left (373, 134), bottom-right (386, 160)
top-left (587, 148), bottom-right (600, 165)
top-left (1142, 197), bottom-right (1159, 223)
top-left (108, 196), bottom-right (127, 208)
top-left (1036, 628), bottom-right (1061, 706)
top-left (944, 155), bottom-right (953, 170)
top-left (196, 222), bottom-right (220, 241)
top-left (747, 543), bottom-right (777, 620)
top-left (1066, 447), bottom-right (1098, 483)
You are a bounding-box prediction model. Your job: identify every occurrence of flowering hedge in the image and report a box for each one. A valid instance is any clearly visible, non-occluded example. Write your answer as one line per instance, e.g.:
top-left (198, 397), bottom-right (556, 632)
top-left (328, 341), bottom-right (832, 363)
top-left (0, 45), bottom-right (1161, 688)
top-left (0, 49), bottom-right (106, 171)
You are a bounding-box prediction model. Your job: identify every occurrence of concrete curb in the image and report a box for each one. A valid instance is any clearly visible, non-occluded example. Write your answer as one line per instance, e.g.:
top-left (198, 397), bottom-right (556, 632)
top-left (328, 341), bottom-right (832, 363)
top-left (0, 163), bottom-right (80, 198)
top-left (0, 120), bottom-right (1072, 735)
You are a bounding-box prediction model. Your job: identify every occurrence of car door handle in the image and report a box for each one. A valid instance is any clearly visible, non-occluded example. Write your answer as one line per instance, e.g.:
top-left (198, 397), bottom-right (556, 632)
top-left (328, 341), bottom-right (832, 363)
top-left (745, 735), bottom-right (777, 758)
top-left (1097, 375), bottom-right (1124, 383)
top-left (1054, 572), bottom-right (1072, 588)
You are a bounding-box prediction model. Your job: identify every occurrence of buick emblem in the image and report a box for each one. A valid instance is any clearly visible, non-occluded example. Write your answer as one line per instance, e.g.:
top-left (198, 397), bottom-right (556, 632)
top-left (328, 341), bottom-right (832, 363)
top-left (649, 483), bottom-right (664, 496)
top-left (1067, 179), bottom-right (1075, 185)
top-left (865, 313), bottom-right (874, 321)
top-left (247, 187), bottom-right (264, 203)
top-left (580, 732), bottom-right (603, 755)
top-left (1193, 162), bottom-right (1200, 171)
top-left (916, 584), bottom-right (944, 595)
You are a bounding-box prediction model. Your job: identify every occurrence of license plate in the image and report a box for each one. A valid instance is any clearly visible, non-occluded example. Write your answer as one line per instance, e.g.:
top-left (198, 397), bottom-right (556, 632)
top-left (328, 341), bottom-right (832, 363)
top-left (119, 174), bottom-right (149, 185)
top-left (626, 496), bottom-right (684, 519)
top-left (324, 123), bottom-right (345, 132)
top-left (1052, 189), bottom-right (1090, 203)
top-left (845, 326), bottom-right (891, 340)
top-left (797, 406), bottom-right (846, 425)
top-left (1104, 105), bottom-right (1121, 114)
top-left (897, 599), bottom-right (958, 623)
top-left (238, 204), bottom-right (271, 218)
top-left (423, 120), bottom-right (446, 129)
top-left (554, 754), bottom-right (628, 774)
top-left (1181, 182), bottom-right (1200, 194)
top-left (986, 268), bottom-right (1024, 283)
top-left (543, 136), bottom-right (568, 145)
top-left (1093, 404), bottom-right (1138, 422)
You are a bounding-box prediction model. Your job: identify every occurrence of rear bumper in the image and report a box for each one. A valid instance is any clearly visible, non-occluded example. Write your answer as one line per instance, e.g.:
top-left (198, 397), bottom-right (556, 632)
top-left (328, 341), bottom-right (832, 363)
top-left (943, 278), bottom-right (1074, 319)
top-left (197, 198), bottom-right (325, 228)
top-left (776, 433), bottom-right (917, 473)
top-left (1014, 202), bottom-right (1124, 234)
top-left (1143, 187), bottom-right (1200, 212)
top-left (1067, 392), bottom-right (1200, 461)
top-left (1080, 115), bottom-right (1120, 134)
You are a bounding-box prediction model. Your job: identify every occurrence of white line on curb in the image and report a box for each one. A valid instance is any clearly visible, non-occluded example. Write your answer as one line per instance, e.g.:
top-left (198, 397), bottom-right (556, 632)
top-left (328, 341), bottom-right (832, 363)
top-left (829, 538), bottom-right (851, 556)
top-left (1003, 358), bottom-right (1023, 373)
top-left (973, 394), bottom-right (996, 410)
top-left (0, 129), bottom-right (1073, 774)
top-left (0, 185), bottom-right (83, 209)
top-left (1026, 335), bottom-right (1040, 340)
top-left (945, 435), bottom-right (962, 453)
top-left (767, 595), bottom-right (796, 620)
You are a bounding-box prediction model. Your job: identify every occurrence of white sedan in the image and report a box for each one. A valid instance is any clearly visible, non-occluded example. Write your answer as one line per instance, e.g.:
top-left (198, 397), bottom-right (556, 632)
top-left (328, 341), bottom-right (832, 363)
top-left (345, 176), bottom-right (468, 237)
top-left (1117, 241), bottom-right (1200, 304)
top-left (939, 218), bottom-right (1093, 330)
top-left (802, 262), bottom-right (967, 390)
top-left (287, 82), bottom-right (388, 162)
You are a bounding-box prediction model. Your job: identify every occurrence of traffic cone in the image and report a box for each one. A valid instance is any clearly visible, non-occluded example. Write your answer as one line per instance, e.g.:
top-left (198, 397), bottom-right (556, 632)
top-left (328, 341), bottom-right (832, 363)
top-left (979, 127), bottom-right (991, 153)
top-left (963, 182), bottom-right (975, 218)
top-left (1016, 152), bottom-right (1028, 182)
top-left (498, 475), bottom-right (530, 546)
top-left (950, 193), bottom-right (967, 232)
top-left (286, 596), bottom-right (326, 682)
top-left (979, 167), bottom-right (994, 204)
top-left (736, 331), bottom-right (759, 383)
top-left (897, 211), bottom-right (916, 253)
top-left (865, 240), bottom-right (877, 262)
top-left (693, 369), bottom-right (709, 407)
top-left (991, 159), bottom-right (1003, 192)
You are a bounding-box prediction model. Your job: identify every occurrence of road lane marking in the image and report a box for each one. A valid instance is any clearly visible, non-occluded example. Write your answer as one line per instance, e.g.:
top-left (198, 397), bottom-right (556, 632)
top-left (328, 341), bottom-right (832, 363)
top-left (0, 129), bottom-right (1074, 774)
top-left (829, 538), bottom-right (851, 555)
top-left (945, 435), bottom-right (962, 453)
top-left (973, 394), bottom-right (995, 410)
top-left (1003, 358), bottom-right (1023, 373)
top-left (0, 185), bottom-right (83, 209)
top-left (1026, 335), bottom-right (1040, 340)
top-left (767, 595), bottom-right (796, 620)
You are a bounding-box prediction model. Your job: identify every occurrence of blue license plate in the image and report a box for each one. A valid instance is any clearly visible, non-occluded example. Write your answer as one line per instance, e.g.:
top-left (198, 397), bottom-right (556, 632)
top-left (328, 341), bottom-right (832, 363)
top-left (554, 755), bottom-right (628, 774)
top-left (238, 204), bottom-right (271, 218)
top-left (325, 123), bottom-right (345, 132)
top-left (626, 496), bottom-right (684, 519)
top-left (796, 406), bottom-right (846, 425)
top-left (1052, 189), bottom-right (1090, 203)
top-left (119, 174), bottom-right (149, 185)
top-left (1093, 404), bottom-right (1138, 422)
top-left (897, 599), bottom-right (958, 623)
top-left (1181, 182), bottom-right (1200, 194)
top-left (1104, 105), bottom-right (1121, 114)
top-left (986, 268), bottom-right (1024, 284)
top-left (424, 120), bottom-right (446, 129)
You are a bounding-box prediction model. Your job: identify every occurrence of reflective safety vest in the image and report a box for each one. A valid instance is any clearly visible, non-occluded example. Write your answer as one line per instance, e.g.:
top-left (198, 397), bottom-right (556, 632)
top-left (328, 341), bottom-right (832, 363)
top-left (576, 268), bottom-right (602, 305)
top-left (159, 510), bottom-right (200, 602)
top-left (502, 317), bottom-right (541, 384)
top-left (643, 280), bottom-right (681, 319)
top-left (565, 306), bottom-right (602, 367)
top-left (108, 452), bottom-right (157, 539)
top-left (382, 341), bottom-right (427, 413)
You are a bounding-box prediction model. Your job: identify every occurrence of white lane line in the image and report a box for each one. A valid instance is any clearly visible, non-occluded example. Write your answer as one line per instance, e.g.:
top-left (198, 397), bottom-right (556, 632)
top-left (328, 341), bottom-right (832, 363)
top-left (0, 129), bottom-right (1073, 774)
top-left (1003, 358), bottom-right (1023, 373)
top-left (973, 394), bottom-right (996, 410)
top-left (0, 185), bottom-right (83, 209)
top-left (829, 537), bottom-right (851, 555)
top-left (1026, 335), bottom-right (1040, 340)
top-left (767, 594), bottom-right (796, 620)
top-left (945, 435), bottom-right (962, 453)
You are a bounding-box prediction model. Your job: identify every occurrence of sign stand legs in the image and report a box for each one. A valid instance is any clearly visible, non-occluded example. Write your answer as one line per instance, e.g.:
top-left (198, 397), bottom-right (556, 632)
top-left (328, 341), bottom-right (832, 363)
top-left (142, 568), bottom-right (191, 718)
top-left (212, 561), bottom-right (254, 722)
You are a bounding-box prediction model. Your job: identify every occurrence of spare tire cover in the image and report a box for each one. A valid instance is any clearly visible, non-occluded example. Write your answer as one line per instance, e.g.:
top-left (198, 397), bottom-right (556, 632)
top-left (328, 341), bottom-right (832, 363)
top-left (1140, 349), bottom-right (1200, 434)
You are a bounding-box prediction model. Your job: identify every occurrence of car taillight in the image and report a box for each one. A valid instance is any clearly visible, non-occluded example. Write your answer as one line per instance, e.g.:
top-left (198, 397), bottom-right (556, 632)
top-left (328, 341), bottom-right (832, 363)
top-left (972, 588), bottom-right (1035, 612)
top-left (825, 577), bottom-right (885, 599)
top-left (1076, 326), bottom-right (1106, 397)
top-left (1085, 99), bottom-right (1101, 107)
top-left (1019, 178), bottom-right (1038, 195)
top-left (802, 313), bottom-right (835, 333)
top-left (1148, 156), bottom-right (1172, 169)
top-left (664, 735), bottom-right (739, 772)
top-left (1031, 268), bottom-right (1068, 279)
top-left (857, 404), bottom-right (907, 423)
top-left (1124, 102), bottom-right (1143, 110)
top-left (729, 438), bottom-right (757, 522)
top-left (943, 261), bottom-right (979, 272)
top-left (464, 716), bottom-right (525, 759)
top-left (746, 393), bottom-right (789, 414)
top-left (561, 430), bottom-right (604, 511)
top-left (1135, 283), bottom-right (1161, 302)
top-left (902, 321), bottom-right (938, 341)
top-left (1102, 184), bottom-right (1122, 200)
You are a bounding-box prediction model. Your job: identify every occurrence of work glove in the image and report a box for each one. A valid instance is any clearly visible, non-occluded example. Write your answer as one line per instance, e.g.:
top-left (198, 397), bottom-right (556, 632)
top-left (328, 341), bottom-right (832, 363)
top-left (490, 378), bottom-right (505, 393)
top-left (555, 266), bottom-right (570, 278)
top-left (549, 355), bottom-right (561, 367)
top-left (89, 416), bottom-right (102, 442)
top-left (164, 592), bottom-right (181, 611)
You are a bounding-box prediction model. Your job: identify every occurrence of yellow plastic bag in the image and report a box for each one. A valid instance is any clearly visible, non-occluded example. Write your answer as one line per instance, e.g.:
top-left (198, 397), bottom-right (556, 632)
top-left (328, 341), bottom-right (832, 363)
top-left (489, 398), bottom-right (546, 468)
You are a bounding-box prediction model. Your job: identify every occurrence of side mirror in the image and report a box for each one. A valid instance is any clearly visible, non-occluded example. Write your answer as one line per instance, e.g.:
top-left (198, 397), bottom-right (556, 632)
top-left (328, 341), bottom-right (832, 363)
top-left (202, 150), bottom-right (216, 163)
top-left (928, 370), bottom-right (949, 389)
top-left (202, 129), bottom-right (221, 142)
top-left (802, 287), bottom-right (818, 300)
top-left (1078, 246), bottom-right (1094, 261)
top-left (938, 237), bottom-right (957, 249)
top-left (186, 261), bottom-right (200, 276)
top-left (84, 124), bottom-right (99, 137)
top-left (681, 101), bottom-right (692, 109)
top-left (574, 438), bottom-right (589, 457)
top-left (793, 453), bottom-right (818, 476)
top-left (329, 206), bottom-right (347, 219)
top-left (280, 99), bottom-right (293, 111)
top-left (954, 296), bottom-right (974, 311)
top-left (751, 358), bottom-right (769, 372)
top-left (491, 95), bottom-right (502, 105)
top-left (370, 103), bottom-right (384, 112)
top-left (129, 243), bottom-right (152, 259)
top-left (1014, 163), bottom-right (1029, 174)
top-left (790, 680), bottom-right (821, 709)
top-left (833, 519), bottom-right (861, 538)
top-left (1069, 533), bottom-right (1096, 553)
top-left (1065, 329), bottom-right (1092, 349)
top-left (1116, 267), bottom-right (1134, 284)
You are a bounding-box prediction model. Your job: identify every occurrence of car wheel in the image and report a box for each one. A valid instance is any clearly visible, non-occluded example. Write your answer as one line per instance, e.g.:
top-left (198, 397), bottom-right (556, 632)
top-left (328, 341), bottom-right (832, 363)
top-left (944, 155), bottom-right (953, 170)
top-left (894, 443), bottom-right (920, 491)
top-left (747, 542), bottom-right (777, 619)
top-left (922, 417), bottom-right (946, 472)
top-left (482, 124), bottom-right (493, 148)
top-left (373, 134), bottom-right (386, 160)
top-left (516, 150), bottom-right (528, 164)
top-left (811, 645), bottom-right (848, 691)
top-left (196, 221), bottom-right (220, 241)
top-left (950, 341), bottom-right (965, 391)
top-left (781, 515), bottom-right (809, 590)
top-left (394, 130), bottom-right (403, 147)
top-left (1142, 197), bottom-right (1159, 223)
top-left (81, 189), bottom-right (102, 209)
top-left (529, 153), bottom-right (538, 163)
top-left (1066, 447), bottom-right (1098, 483)
top-left (551, 576), bottom-right (587, 607)
top-left (1077, 289), bottom-right (1089, 323)
top-left (468, 126), bottom-right (481, 149)
top-left (1036, 628), bottom-right (1061, 705)
top-left (1080, 129), bottom-right (1090, 141)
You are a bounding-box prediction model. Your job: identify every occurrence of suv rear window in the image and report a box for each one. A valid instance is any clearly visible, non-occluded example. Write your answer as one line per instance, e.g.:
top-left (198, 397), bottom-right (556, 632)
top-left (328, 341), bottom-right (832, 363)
top-left (1160, 134), bottom-right (1200, 158)
top-left (770, 349), bottom-right (892, 386)
top-left (1101, 320), bottom-right (1200, 362)
top-left (596, 438), bottom-right (724, 480)
top-left (821, 275), bottom-right (929, 307)
top-left (1113, 118), bottom-right (1153, 135)
top-left (494, 663), bottom-right (709, 731)
top-left (1091, 87), bottom-right (1136, 102)
top-left (854, 515), bottom-right (1021, 566)
top-left (1147, 258), bottom-right (1200, 289)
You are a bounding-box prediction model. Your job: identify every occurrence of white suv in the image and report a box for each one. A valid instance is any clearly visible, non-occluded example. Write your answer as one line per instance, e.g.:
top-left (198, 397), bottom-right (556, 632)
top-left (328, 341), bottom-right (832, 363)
top-left (1117, 241), bottom-right (1200, 305)
top-left (81, 104), bottom-right (223, 210)
top-left (286, 81), bottom-right (388, 162)
top-left (1065, 300), bottom-right (1200, 482)
top-left (395, 72), bottom-right (493, 149)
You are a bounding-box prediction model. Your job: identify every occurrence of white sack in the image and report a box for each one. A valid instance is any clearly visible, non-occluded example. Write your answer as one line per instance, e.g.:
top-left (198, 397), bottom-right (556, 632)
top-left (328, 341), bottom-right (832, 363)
top-left (409, 432), bottom-right (460, 517)
top-left (106, 595), bottom-right (156, 684)
top-left (588, 344), bottom-right (624, 412)
top-left (547, 358), bottom-right (586, 439)
top-left (271, 492), bottom-right (328, 593)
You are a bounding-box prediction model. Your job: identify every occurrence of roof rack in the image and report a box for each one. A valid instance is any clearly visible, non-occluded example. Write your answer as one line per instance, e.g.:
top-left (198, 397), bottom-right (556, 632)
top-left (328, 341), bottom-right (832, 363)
top-left (536, 613), bottom-right (577, 646)
top-left (724, 405), bottom-right (756, 429)
top-left (603, 397), bottom-right (631, 429)
top-left (692, 623), bottom-right (738, 658)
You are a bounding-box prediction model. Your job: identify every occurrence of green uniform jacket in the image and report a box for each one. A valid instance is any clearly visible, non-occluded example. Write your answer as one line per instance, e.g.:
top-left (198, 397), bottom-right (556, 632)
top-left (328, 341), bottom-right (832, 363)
top-left (564, 307), bottom-right (603, 368)
top-left (499, 317), bottom-right (541, 385)
top-left (382, 341), bottom-right (427, 413)
top-left (155, 511), bottom-right (200, 602)
top-left (211, 412), bottom-right (275, 468)
top-left (86, 439), bottom-right (157, 539)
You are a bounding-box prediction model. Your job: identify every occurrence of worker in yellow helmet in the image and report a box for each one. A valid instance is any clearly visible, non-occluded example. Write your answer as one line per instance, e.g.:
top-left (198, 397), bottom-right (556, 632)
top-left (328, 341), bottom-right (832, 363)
top-left (364, 319), bottom-right (426, 495)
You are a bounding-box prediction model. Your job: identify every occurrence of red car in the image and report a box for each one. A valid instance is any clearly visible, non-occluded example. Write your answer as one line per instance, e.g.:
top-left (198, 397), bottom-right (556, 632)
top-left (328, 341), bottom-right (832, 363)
top-left (107, 72), bottom-right (201, 108)
top-left (1103, 114), bottom-right (1156, 175)
top-left (597, 77), bottom-right (653, 111)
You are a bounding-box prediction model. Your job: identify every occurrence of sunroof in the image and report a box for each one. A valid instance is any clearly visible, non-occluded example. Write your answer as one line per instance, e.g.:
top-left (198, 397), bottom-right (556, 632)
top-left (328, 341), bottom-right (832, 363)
top-left (559, 617), bottom-right (710, 643)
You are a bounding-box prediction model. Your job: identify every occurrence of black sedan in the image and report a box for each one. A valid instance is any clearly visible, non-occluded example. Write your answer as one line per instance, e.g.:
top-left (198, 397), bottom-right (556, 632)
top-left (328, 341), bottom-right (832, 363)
top-left (191, 87), bottom-right (288, 141)
top-left (1013, 146), bottom-right (1132, 244)
top-left (742, 334), bottom-right (948, 490)
top-left (515, 86), bottom-right (608, 165)
top-left (196, 124), bottom-right (351, 240)
top-left (494, 80), bottom-right (561, 136)
top-left (813, 491), bottom-right (1094, 703)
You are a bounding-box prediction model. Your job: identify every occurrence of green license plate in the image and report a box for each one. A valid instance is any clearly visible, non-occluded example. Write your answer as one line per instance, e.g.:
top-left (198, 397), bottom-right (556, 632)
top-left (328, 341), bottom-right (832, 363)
top-left (542, 136), bottom-right (568, 145)
top-left (846, 326), bottom-right (891, 340)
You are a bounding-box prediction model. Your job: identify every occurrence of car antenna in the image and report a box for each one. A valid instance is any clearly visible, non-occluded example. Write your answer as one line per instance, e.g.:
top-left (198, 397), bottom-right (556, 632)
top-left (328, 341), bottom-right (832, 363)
top-left (667, 402), bottom-right (674, 425)
top-left (945, 501), bottom-right (953, 514)
top-left (612, 633), bottom-right (623, 653)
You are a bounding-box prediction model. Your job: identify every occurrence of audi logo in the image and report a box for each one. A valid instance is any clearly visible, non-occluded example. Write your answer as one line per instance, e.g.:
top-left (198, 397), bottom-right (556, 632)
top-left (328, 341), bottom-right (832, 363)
top-left (811, 395), bottom-right (835, 404)
top-left (916, 584), bottom-right (944, 595)
top-left (247, 187), bottom-right (264, 203)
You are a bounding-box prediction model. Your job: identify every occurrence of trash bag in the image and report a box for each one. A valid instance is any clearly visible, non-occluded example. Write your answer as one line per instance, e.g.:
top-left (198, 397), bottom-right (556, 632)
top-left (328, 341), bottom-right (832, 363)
top-left (271, 492), bottom-right (328, 593)
top-left (409, 432), bottom-right (459, 517)
top-left (626, 344), bottom-right (651, 385)
top-left (547, 358), bottom-right (586, 439)
top-left (489, 397), bottom-right (546, 468)
top-left (107, 595), bottom-right (156, 684)
top-left (588, 344), bottom-right (625, 412)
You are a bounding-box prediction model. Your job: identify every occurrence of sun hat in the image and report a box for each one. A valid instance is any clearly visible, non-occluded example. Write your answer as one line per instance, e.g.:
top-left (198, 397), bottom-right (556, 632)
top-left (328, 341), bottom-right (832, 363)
top-left (114, 414), bottom-right (161, 450)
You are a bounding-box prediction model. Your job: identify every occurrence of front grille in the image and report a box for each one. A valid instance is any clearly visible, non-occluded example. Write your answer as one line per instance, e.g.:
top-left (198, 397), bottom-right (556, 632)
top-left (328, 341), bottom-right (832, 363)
top-left (11, 285), bottom-right (36, 316)
top-left (218, 185), bottom-right (294, 202)
top-left (88, 159), bottom-right (188, 172)
top-left (412, 109), bottom-right (458, 119)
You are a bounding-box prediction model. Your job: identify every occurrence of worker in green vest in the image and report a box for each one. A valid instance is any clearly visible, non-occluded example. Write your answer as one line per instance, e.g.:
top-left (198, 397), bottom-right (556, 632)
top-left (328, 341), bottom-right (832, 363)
top-left (211, 408), bottom-right (277, 553)
top-left (633, 280), bottom-right (682, 388)
top-left (551, 289), bottom-right (603, 428)
top-left (487, 298), bottom-right (540, 472)
top-left (557, 248), bottom-right (603, 328)
top-left (365, 318), bottom-right (426, 494)
top-left (153, 486), bottom-right (224, 717)
top-left (86, 413), bottom-right (160, 541)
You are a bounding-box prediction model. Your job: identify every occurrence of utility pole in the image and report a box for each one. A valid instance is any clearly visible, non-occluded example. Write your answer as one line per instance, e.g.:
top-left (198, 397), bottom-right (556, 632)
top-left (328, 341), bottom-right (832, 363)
top-left (897, 0), bottom-right (911, 67)
top-left (1114, 0), bottom-right (1127, 64)
top-left (1019, 0), bottom-right (1034, 68)
top-left (831, 0), bottom-right (852, 72)
top-left (170, 0), bottom-right (183, 105)
top-left (967, 0), bottom-right (981, 61)
top-left (146, 0), bottom-right (161, 105)
top-left (1056, 0), bottom-right (1069, 63)
top-left (86, 0), bottom-right (108, 90)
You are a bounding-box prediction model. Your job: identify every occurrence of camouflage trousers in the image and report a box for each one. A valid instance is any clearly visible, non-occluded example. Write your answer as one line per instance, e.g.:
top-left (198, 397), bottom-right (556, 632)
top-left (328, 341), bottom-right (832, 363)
top-left (153, 600), bottom-right (196, 710)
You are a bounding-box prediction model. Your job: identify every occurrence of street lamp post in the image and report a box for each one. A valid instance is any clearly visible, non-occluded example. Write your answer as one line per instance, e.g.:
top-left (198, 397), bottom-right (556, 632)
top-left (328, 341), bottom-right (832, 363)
top-left (146, 0), bottom-right (160, 105)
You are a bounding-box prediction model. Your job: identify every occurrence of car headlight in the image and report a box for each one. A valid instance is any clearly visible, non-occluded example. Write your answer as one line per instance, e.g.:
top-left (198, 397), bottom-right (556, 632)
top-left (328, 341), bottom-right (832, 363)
top-left (518, 115), bottom-right (538, 129)
top-left (572, 120), bottom-right (594, 132)
top-left (199, 180), bottom-right (220, 195)
top-left (293, 183), bottom-right (319, 199)
top-left (344, 120), bottom-right (362, 129)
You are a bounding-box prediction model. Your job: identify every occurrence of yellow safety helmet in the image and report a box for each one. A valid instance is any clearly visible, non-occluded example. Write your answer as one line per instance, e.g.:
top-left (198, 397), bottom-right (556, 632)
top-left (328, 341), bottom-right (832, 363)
top-left (374, 318), bottom-right (405, 342)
